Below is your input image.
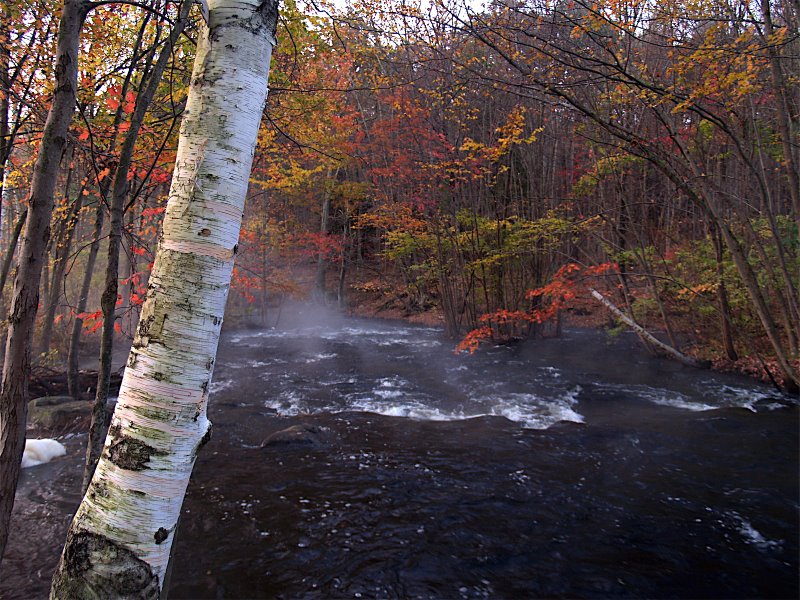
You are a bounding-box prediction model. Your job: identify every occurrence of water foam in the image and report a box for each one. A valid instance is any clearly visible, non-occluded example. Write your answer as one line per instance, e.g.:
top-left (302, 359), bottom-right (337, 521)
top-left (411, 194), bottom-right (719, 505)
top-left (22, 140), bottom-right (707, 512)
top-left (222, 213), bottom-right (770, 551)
top-left (725, 511), bottom-right (783, 552)
top-left (482, 389), bottom-right (584, 429)
top-left (596, 384), bottom-right (717, 411)
top-left (695, 382), bottom-right (782, 412)
top-left (209, 379), bottom-right (234, 394)
top-left (262, 382), bottom-right (584, 430)
top-left (302, 353), bottom-right (338, 363)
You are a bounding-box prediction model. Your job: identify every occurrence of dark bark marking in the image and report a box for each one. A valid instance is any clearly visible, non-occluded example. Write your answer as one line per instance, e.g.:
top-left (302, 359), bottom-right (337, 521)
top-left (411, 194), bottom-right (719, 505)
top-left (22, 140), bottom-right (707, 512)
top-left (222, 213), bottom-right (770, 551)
top-left (208, 0), bottom-right (278, 42)
top-left (88, 480), bottom-right (110, 501)
top-left (50, 531), bottom-right (160, 599)
top-left (154, 527), bottom-right (169, 545)
top-left (107, 425), bottom-right (165, 471)
top-left (134, 309), bottom-right (167, 349)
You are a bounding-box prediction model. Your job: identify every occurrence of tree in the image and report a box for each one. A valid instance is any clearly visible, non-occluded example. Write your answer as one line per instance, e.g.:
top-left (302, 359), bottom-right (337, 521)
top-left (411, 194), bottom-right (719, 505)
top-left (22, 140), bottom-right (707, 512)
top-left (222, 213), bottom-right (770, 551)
top-left (439, 0), bottom-right (799, 389)
top-left (84, 0), bottom-right (193, 494)
top-left (50, 0), bottom-right (279, 595)
top-left (0, 0), bottom-right (91, 564)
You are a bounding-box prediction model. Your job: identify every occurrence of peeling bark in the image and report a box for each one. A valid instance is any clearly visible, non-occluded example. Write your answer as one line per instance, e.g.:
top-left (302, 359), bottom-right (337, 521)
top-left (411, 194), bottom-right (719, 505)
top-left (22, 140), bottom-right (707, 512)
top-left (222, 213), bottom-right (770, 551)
top-left (53, 0), bottom-right (278, 594)
top-left (50, 531), bottom-right (160, 600)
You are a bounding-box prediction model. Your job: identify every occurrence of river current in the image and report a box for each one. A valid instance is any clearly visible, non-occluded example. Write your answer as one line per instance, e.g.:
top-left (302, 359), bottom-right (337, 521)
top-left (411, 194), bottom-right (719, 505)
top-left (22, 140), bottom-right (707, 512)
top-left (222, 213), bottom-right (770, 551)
top-left (3, 313), bottom-right (798, 598)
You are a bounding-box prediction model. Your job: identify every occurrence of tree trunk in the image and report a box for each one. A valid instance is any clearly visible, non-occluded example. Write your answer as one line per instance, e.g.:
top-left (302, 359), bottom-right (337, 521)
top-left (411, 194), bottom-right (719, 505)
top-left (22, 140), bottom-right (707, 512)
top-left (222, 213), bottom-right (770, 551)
top-left (0, 209), bottom-right (27, 367)
top-left (39, 154), bottom-right (82, 357)
top-left (589, 288), bottom-right (709, 369)
top-left (0, 209), bottom-right (26, 300)
top-left (760, 0), bottom-right (800, 233)
top-left (314, 167), bottom-right (335, 300)
top-left (0, 6), bottom-right (10, 236)
top-left (67, 200), bottom-right (104, 400)
top-left (51, 1), bottom-right (278, 595)
top-left (712, 227), bottom-right (738, 361)
top-left (0, 0), bottom-right (89, 566)
top-left (84, 0), bottom-right (192, 493)
top-left (337, 219), bottom-right (349, 307)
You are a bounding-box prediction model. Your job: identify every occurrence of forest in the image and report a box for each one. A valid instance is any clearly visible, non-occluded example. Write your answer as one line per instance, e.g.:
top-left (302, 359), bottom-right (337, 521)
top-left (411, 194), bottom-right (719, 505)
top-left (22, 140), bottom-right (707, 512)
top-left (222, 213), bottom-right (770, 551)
top-left (0, 0), bottom-right (798, 596)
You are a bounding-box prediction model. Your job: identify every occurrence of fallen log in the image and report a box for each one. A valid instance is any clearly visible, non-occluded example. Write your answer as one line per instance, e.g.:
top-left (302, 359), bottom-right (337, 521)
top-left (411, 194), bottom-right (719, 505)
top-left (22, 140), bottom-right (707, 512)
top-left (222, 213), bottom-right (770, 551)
top-left (589, 288), bottom-right (709, 369)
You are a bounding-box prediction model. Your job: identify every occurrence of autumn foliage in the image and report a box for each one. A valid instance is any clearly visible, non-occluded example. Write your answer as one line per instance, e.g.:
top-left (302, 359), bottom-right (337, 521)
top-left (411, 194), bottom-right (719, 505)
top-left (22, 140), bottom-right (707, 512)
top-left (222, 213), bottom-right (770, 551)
top-left (456, 263), bottom-right (619, 353)
top-left (0, 0), bottom-right (797, 388)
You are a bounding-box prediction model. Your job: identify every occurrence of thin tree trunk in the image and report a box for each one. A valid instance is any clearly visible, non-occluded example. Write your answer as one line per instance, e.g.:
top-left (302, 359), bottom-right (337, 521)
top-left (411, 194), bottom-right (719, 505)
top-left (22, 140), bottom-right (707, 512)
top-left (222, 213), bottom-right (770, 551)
top-left (84, 0), bottom-right (192, 493)
top-left (52, 2), bottom-right (278, 595)
top-left (65, 0), bottom-right (147, 400)
top-left (0, 6), bottom-right (9, 235)
top-left (337, 219), bottom-right (349, 307)
top-left (717, 217), bottom-right (799, 392)
top-left (590, 288), bottom-right (709, 368)
top-left (711, 227), bottom-right (738, 361)
top-left (39, 152), bottom-right (81, 356)
top-left (760, 0), bottom-right (800, 232)
top-left (67, 200), bottom-right (104, 400)
top-left (314, 168), bottom-right (334, 300)
top-left (0, 0), bottom-right (89, 565)
top-left (0, 209), bottom-right (27, 364)
top-left (0, 208), bottom-right (26, 299)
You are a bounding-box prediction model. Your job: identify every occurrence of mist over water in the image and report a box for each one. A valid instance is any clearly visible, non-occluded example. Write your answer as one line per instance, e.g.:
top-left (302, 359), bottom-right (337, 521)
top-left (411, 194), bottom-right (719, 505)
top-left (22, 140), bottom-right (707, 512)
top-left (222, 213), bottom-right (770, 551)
top-left (4, 308), bottom-right (798, 599)
top-left (219, 305), bottom-right (792, 428)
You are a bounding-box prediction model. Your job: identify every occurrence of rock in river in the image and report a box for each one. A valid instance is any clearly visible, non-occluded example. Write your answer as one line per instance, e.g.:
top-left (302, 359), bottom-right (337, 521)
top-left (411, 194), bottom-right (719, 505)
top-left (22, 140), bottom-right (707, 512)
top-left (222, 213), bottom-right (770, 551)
top-left (27, 396), bottom-right (90, 429)
top-left (260, 424), bottom-right (325, 447)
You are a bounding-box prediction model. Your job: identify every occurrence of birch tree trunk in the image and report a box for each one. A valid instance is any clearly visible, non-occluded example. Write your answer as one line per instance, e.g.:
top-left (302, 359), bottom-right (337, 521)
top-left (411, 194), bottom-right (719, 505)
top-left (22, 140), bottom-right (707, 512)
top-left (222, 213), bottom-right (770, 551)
top-left (51, 1), bottom-right (278, 596)
top-left (84, 0), bottom-right (192, 495)
top-left (589, 288), bottom-right (709, 369)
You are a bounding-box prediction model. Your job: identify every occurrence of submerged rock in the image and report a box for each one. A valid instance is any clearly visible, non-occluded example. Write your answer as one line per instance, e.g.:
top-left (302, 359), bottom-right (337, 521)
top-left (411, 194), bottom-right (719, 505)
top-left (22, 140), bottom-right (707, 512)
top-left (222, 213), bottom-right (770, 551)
top-left (260, 424), bottom-right (325, 447)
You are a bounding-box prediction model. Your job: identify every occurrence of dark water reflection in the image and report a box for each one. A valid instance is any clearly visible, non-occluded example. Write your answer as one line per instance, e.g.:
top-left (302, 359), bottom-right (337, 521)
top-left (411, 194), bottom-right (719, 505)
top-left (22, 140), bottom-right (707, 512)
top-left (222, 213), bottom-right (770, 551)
top-left (3, 316), bottom-right (798, 598)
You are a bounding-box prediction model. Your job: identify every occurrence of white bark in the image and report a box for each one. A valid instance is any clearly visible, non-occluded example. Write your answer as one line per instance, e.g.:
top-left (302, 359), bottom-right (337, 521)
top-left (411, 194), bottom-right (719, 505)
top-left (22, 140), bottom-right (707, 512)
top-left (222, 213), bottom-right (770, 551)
top-left (589, 288), bottom-right (707, 369)
top-left (51, 1), bottom-right (278, 596)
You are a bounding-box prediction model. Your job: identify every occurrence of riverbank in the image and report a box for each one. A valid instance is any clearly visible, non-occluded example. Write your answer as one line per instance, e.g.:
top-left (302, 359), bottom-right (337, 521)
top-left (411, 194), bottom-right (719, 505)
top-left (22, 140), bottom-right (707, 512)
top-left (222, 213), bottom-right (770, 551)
top-left (342, 278), bottom-right (798, 394)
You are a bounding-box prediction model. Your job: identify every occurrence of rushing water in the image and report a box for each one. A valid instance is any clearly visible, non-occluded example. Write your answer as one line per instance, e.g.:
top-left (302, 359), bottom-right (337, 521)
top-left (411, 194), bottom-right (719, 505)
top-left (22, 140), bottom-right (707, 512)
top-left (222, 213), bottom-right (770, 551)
top-left (3, 314), bottom-right (798, 598)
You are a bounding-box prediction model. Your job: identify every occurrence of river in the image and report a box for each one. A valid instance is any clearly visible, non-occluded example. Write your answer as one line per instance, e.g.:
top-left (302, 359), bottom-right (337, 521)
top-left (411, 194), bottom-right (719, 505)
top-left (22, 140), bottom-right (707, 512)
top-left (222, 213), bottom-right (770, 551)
top-left (3, 312), bottom-right (798, 598)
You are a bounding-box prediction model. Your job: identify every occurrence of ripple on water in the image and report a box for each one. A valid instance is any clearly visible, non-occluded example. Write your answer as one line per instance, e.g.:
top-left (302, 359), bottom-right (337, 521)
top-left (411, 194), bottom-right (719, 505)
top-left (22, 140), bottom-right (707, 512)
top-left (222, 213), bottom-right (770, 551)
top-left (209, 379), bottom-right (233, 394)
top-left (730, 514), bottom-right (783, 552)
top-left (6, 321), bottom-right (799, 600)
top-left (262, 378), bottom-right (584, 430)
